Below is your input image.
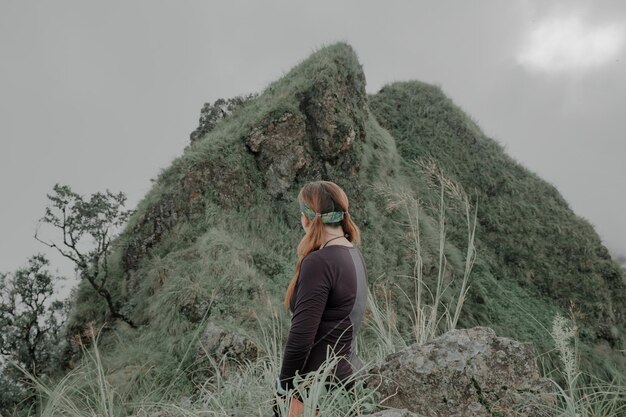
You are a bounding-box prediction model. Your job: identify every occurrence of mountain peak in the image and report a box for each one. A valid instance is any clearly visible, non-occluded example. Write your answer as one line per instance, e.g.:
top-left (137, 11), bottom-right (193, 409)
top-left (243, 41), bottom-right (368, 198)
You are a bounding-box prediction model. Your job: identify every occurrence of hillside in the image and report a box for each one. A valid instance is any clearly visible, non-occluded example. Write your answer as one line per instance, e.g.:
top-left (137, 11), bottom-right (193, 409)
top-left (62, 42), bottom-right (626, 404)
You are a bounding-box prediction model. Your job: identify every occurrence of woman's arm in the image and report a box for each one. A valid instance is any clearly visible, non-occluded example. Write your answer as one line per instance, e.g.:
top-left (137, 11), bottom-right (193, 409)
top-left (278, 255), bottom-right (331, 390)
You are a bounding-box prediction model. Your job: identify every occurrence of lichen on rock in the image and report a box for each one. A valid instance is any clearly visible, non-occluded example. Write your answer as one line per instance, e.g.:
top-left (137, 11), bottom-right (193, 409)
top-left (366, 327), bottom-right (555, 417)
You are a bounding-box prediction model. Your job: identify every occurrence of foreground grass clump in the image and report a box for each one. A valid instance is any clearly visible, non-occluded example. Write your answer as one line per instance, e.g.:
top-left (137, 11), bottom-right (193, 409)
top-left (534, 313), bottom-right (626, 417)
top-left (20, 297), bottom-right (626, 417)
top-left (15, 312), bottom-right (379, 417)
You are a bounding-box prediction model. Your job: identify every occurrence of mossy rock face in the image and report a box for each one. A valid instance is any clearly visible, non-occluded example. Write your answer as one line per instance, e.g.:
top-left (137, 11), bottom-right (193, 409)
top-left (244, 43), bottom-right (368, 199)
top-left (245, 111), bottom-right (308, 198)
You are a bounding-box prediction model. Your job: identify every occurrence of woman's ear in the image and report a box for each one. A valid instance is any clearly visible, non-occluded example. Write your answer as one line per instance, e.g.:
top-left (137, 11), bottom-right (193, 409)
top-left (301, 212), bottom-right (310, 229)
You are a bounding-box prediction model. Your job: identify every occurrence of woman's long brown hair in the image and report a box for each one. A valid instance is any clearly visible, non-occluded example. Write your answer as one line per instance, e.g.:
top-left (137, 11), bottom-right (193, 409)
top-left (283, 180), bottom-right (362, 311)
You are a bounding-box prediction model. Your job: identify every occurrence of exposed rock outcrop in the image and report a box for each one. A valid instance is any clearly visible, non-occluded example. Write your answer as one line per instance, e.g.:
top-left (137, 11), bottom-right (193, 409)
top-left (244, 47), bottom-right (367, 198)
top-left (121, 164), bottom-right (224, 272)
top-left (245, 112), bottom-right (308, 198)
top-left (366, 327), bottom-right (555, 417)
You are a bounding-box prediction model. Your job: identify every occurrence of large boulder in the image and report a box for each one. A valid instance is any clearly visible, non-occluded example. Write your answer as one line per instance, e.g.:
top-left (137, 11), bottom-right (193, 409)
top-left (366, 327), bottom-right (555, 417)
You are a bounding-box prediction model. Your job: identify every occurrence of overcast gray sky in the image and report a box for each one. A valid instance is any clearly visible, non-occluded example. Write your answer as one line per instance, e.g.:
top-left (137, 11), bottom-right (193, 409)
top-left (1, 1), bottom-right (625, 295)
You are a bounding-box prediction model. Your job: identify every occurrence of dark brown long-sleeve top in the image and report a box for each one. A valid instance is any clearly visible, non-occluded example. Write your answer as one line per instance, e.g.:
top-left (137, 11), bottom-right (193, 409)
top-left (278, 245), bottom-right (368, 390)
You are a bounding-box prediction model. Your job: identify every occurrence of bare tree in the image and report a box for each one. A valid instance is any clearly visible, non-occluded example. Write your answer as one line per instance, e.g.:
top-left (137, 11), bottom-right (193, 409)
top-left (34, 183), bottom-right (136, 328)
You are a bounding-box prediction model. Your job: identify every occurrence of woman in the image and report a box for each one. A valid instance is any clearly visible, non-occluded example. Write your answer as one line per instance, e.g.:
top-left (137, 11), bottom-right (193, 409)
top-left (274, 180), bottom-right (369, 416)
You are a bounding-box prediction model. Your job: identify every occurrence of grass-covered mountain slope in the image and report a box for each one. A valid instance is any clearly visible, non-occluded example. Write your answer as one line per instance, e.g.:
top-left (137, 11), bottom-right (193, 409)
top-left (63, 42), bottom-right (625, 403)
top-left (368, 82), bottom-right (626, 374)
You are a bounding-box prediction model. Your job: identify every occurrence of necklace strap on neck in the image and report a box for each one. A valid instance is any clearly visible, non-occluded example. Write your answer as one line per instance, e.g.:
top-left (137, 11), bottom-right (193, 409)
top-left (321, 234), bottom-right (345, 248)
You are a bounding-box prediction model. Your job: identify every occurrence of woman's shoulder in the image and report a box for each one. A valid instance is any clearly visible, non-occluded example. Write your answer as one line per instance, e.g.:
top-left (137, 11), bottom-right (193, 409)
top-left (302, 244), bottom-right (361, 266)
top-left (302, 250), bottom-right (327, 266)
top-left (300, 250), bottom-right (338, 278)
top-left (309, 246), bottom-right (363, 271)
top-left (318, 245), bottom-right (367, 276)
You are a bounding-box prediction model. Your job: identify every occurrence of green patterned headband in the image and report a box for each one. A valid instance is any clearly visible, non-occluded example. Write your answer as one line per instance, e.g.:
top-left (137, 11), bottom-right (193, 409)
top-left (300, 201), bottom-right (348, 223)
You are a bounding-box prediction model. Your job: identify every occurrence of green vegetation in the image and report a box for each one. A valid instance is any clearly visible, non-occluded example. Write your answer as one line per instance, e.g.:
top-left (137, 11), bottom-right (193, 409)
top-left (3, 41), bottom-right (625, 415)
top-left (369, 80), bottom-right (626, 378)
top-left (0, 254), bottom-right (68, 412)
top-left (15, 310), bottom-right (379, 416)
top-left (14, 280), bottom-right (626, 416)
top-left (533, 313), bottom-right (626, 416)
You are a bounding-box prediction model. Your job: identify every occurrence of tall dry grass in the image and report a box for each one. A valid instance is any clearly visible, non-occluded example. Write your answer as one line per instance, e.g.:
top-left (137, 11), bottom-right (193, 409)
top-left (367, 158), bottom-right (478, 351)
top-left (534, 313), bottom-right (626, 417)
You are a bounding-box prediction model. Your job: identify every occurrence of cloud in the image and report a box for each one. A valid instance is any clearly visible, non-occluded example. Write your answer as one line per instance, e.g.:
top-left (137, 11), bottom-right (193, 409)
top-left (517, 14), bottom-right (624, 73)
